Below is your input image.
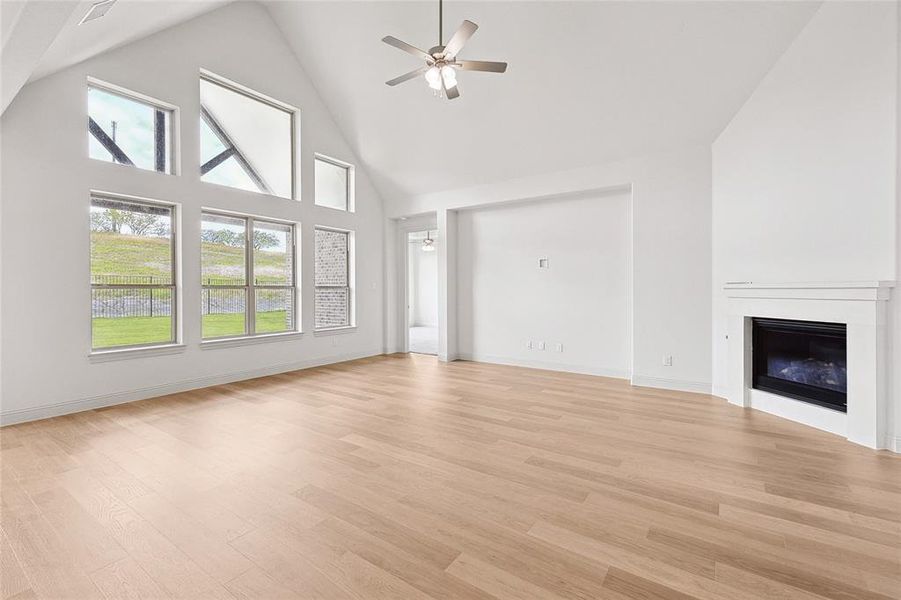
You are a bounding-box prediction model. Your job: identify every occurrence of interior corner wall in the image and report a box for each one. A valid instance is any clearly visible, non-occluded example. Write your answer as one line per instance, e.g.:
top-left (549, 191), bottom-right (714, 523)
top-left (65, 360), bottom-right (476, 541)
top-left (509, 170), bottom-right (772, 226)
top-left (390, 145), bottom-right (713, 393)
top-left (0, 2), bottom-right (385, 424)
top-left (712, 1), bottom-right (898, 397)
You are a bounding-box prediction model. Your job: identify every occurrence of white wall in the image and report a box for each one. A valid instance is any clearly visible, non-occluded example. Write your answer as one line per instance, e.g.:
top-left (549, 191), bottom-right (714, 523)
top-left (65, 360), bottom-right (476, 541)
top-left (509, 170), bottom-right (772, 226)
top-left (408, 236), bottom-right (438, 328)
top-left (0, 2), bottom-right (385, 424)
top-left (388, 145), bottom-right (713, 393)
top-left (456, 191), bottom-right (631, 377)
top-left (711, 2), bottom-right (898, 401)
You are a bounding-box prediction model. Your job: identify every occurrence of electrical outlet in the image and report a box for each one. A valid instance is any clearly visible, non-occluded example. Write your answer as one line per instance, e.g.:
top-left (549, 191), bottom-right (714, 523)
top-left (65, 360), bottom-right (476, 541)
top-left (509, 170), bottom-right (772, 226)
top-left (526, 340), bottom-right (533, 349)
top-left (555, 343), bottom-right (563, 352)
top-left (662, 355), bottom-right (673, 366)
top-left (538, 341), bottom-right (546, 351)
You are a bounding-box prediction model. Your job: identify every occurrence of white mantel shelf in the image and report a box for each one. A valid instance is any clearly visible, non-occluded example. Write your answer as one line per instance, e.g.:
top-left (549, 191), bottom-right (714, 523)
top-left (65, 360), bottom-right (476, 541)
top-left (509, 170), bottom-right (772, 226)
top-left (724, 281), bottom-right (895, 302)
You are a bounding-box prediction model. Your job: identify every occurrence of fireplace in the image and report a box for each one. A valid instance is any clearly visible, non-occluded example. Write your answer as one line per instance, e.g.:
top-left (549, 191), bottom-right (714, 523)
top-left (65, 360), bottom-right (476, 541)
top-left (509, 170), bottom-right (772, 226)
top-left (752, 317), bottom-right (847, 412)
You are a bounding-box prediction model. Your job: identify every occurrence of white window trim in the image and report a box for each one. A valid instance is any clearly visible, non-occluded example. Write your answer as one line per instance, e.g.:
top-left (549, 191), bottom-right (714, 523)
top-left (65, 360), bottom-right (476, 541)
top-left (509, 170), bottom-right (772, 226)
top-left (87, 77), bottom-right (180, 176)
top-left (88, 191), bottom-right (182, 356)
top-left (200, 331), bottom-right (304, 349)
top-left (89, 343), bottom-right (186, 362)
top-left (201, 209), bottom-right (300, 342)
top-left (314, 225), bottom-right (355, 331)
top-left (314, 153), bottom-right (355, 213)
top-left (199, 69), bottom-right (299, 200)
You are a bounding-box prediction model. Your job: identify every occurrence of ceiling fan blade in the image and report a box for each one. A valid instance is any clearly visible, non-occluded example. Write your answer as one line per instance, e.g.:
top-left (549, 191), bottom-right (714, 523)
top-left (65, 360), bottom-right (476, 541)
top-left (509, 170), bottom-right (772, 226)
top-left (455, 60), bottom-right (507, 73)
top-left (443, 20), bottom-right (478, 58)
top-left (382, 36), bottom-right (433, 62)
top-left (446, 83), bottom-right (460, 100)
top-left (386, 66), bottom-right (428, 86)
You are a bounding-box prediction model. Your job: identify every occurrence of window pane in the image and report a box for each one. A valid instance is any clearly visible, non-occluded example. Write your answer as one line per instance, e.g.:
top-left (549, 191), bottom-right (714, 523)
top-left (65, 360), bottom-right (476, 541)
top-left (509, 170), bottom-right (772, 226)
top-left (201, 213), bottom-right (246, 286)
top-left (200, 77), bottom-right (293, 198)
top-left (92, 288), bottom-right (173, 349)
top-left (254, 221), bottom-right (293, 286)
top-left (88, 86), bottom-right (170, 173)
top-left (90, 196), bottom-right (174, 350)
top-left (315, 228), bottom-right (350, 329)
top-left (315, 229), bottom-right (348, 287)
top-left (200, 120), bottom-right (260, 193)
top-left (315, 288), bottom-right (348, 329)
top-left (91, 198), bottom-right (172, 285)
top-left (202, 288), bottom-right (247, 338)
top-left (315, 158), bottom-right (348, 211)
top-left (255, 289), bottom-right (294, 334)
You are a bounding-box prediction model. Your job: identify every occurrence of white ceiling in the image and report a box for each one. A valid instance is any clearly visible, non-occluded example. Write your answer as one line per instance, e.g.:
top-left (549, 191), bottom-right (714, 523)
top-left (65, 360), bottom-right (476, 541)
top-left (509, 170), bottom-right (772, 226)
top-left (10, 0), bottom-right (821, 203)
top-left (266, 1), bottom-right (820, 201)
top-left (28, 0), bottom-right (231, 82)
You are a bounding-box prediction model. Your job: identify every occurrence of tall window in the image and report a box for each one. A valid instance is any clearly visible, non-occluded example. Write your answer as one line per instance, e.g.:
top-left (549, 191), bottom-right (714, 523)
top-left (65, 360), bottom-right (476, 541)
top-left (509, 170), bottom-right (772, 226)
top-left (90, 195), bottom-right (176, 350)
top-left (88, 83), bottom-right (173, 174)
top-left (314, 227), bottom-right (353, 329)
top-left (202, 212), bottom-right (296, 339)
top-left (200, 74), bottom-right (294, 199)
top-left (315, 155), bottom-right (352, 211)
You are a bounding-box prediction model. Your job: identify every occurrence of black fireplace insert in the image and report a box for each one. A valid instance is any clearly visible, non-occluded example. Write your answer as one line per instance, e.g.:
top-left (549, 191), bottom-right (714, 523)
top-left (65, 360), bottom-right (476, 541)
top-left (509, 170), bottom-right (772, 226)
top-left (751, 317), bottom-right (847, 412)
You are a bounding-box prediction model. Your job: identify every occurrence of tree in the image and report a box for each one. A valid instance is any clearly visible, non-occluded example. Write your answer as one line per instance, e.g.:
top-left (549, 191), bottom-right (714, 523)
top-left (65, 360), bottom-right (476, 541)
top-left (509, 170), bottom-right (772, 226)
top-left (200, 229), bottom-right (279, 249)
top-left (122, 212), bottom-right (163, 236)
top-left (90, 208), bottom-right (127, 233)
top-left (251, 230), bottom-right (279, 250)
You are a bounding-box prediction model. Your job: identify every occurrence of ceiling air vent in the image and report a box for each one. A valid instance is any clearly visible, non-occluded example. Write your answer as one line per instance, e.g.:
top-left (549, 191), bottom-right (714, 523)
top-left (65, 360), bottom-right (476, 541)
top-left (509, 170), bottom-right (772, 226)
top-left (79, 0), bottom-right (117, 25)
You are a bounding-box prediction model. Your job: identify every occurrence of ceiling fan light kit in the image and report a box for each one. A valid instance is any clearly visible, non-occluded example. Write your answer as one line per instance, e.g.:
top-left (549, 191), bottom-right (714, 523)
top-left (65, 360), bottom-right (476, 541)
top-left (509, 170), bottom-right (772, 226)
top-left (382, 0), bottom-right (508, 100)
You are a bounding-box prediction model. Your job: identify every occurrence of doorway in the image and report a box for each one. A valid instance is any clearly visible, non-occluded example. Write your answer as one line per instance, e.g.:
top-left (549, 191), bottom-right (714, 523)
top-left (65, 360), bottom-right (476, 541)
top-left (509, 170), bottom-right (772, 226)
top-left (407, 230), bottom-right (438, 355)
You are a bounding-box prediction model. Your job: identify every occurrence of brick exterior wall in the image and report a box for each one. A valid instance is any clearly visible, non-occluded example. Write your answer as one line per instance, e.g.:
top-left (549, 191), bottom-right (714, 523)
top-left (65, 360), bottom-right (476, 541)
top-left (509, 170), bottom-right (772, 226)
top-left (314, 228), bottom-right (350, 328)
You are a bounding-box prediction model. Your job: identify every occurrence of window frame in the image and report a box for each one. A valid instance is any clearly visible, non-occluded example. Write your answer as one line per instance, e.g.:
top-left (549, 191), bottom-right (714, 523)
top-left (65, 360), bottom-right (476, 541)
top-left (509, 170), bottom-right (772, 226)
top-left (314, 226), bottom-right (355, 331)
top-left (198, 71), bottom-right (298, 200)
top-left (314, 154), bottom-right (354, 212)
top-left (201, 210), bottom-right (299, 341)
top-left (89, 192), bottom-right (179, 353)
top-left (87, 78), bottom-right (178, 175)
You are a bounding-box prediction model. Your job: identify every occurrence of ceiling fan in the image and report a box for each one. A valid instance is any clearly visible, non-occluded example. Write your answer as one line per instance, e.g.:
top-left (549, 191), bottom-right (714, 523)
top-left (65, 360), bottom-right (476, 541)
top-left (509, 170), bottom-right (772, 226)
top-left (382, 0), bottom-right (507, 100)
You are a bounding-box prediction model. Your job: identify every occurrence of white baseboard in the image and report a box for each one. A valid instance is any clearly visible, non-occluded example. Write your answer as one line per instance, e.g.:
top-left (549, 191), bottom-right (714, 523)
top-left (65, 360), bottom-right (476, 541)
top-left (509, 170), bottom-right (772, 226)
top-left (455, 353), bottom-right (629, 380)
top-left (711, 385), bottom-right (729, 400)
top-left (0, 349), bottom-right (383, 427)
top-left (630, 374), bottom-right (712, 394)
top-left (890, 436), bottom-right (901, 453)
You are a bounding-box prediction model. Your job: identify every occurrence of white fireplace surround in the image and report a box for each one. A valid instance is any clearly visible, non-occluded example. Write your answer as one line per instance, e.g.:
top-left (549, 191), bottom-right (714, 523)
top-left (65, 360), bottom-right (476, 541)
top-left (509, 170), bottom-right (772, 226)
top-left (724, 281), bottom-right (895, 450)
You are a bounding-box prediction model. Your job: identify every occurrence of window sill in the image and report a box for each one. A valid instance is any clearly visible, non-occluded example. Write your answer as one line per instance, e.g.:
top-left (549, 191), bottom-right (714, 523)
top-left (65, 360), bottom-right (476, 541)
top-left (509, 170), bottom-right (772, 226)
top-left (314, 203), bottom-right (354, 214)
top-left (313, 326), bottom-right (356, 337)
top-left (89, 343), bottom-right (186, 362)
top-left (201, 331), bottom-right (303, 349)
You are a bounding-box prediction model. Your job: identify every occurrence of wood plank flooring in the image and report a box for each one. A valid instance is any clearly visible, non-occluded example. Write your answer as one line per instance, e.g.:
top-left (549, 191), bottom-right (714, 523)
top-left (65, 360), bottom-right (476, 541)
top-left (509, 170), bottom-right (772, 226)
top-left (2, 353), bottom-right (900, 599)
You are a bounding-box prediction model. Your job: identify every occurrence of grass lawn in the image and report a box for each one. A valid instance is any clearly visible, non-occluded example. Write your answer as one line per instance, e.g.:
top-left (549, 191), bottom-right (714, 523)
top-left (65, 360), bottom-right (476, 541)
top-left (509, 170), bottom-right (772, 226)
top-left (91, 233), bottom-right (289, 283)
top-left (92, 315), bottom-right (173, 349)
top-left (93, 311), bottom-right (290, 348)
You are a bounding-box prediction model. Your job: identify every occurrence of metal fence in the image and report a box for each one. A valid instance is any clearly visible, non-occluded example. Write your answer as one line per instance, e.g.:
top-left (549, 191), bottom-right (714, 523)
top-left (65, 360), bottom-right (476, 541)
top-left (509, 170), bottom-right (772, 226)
top-left (91, 275), bottom-right (172, 319)
top-left (90, 275), bottom-right (290, 318)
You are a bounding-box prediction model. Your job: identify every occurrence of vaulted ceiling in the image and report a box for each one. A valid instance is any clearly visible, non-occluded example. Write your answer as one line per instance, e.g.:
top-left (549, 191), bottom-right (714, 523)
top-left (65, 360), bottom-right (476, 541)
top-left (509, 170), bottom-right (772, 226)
top-left (266, 1), bottom-right (820, 201)
top-left (5, 0), bottom-right (821, 202)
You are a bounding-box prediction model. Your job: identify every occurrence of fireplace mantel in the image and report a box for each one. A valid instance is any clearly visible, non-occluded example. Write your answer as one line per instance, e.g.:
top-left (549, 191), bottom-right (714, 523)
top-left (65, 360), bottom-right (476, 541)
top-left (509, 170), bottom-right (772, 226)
top-left (725, 281), bottom-right (894, 301)
top-left (723, 280), bottom-right (895, 450)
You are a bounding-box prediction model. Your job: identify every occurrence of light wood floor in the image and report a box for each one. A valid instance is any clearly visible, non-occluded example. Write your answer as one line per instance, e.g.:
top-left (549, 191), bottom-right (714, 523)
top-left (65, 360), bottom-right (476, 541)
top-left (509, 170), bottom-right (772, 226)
top-left (2, 354), bottom-right (900, 600)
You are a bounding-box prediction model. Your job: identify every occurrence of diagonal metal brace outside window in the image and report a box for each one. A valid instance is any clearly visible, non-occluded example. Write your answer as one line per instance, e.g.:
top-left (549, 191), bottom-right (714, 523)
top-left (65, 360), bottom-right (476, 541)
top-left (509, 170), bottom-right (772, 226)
top-left (200, 106), bottom-right (272, 195)
top-left (88, 117), bottom-right (135, 166)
